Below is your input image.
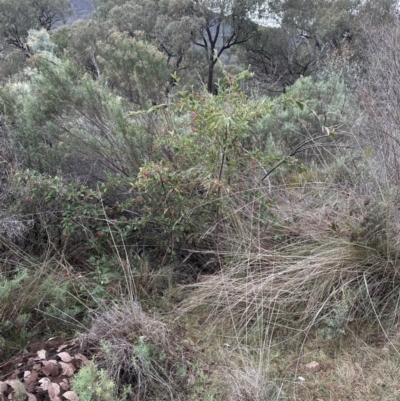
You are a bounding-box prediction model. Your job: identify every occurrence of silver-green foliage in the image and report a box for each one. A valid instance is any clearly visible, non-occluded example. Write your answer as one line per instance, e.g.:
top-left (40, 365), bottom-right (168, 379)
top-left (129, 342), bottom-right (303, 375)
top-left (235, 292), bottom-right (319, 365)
top-left (0, 269), bottom-right (29, 303)
top-left (72, 363), bottom-right (122, 401)
top-left (0, 35), bottom-right (156, 177)
top-left (0, 0), bottom-right (72, 56)
top-left (253, 74), bottom-right (349, 153)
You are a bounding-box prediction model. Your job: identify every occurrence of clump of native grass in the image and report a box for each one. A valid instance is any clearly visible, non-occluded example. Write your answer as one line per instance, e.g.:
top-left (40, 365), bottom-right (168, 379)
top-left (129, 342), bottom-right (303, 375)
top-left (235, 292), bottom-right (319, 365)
top-left (220, 346), bottom-right (284, 401)
top-left (79, 300), bottom-right (191, 400)
top-left (178, 151), bottom-right (400, 399)
top-left (0, 236), bottom-right (88, 360)
top-left (182, 165), bottom-right (400, 341)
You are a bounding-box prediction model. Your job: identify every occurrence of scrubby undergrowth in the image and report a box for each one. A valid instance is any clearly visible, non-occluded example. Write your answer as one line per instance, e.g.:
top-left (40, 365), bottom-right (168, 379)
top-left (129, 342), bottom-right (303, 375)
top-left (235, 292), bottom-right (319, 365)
top-left (3, 12), bottom-right (400, 400)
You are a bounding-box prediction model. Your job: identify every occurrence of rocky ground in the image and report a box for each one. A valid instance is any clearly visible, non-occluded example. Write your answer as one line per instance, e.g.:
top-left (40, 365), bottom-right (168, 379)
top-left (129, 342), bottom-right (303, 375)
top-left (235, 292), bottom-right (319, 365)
top-left (0, 337), bottom-right (90, 401)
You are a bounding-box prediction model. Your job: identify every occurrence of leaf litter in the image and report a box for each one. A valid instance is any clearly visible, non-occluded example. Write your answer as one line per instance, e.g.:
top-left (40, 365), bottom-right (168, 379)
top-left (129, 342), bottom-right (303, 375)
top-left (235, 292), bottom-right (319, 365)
top-left (0, 337), bottom-right (88, 401)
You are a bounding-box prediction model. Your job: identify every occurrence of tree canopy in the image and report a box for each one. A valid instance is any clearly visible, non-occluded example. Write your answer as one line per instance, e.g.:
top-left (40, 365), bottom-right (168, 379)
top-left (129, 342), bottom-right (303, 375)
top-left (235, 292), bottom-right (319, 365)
top-left (0, 0), bottom-right (72, 56)
top-left (89, 0), bottom-right (264, 92)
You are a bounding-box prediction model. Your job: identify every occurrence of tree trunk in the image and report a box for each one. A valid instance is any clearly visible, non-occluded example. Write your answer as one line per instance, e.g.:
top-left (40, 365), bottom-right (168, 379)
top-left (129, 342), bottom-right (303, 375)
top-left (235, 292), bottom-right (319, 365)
top-left (207, 58), bottom-right (214, 93)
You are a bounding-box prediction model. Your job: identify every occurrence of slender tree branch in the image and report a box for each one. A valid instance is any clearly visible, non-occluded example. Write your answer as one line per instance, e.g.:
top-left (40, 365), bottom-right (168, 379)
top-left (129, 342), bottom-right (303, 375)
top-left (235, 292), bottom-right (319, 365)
top-left (261, 134), bottom-right (336, 181)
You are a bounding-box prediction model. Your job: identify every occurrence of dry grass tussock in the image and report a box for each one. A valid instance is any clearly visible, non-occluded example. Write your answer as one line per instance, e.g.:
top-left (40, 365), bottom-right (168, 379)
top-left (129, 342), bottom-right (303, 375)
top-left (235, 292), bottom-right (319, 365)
top-left (182, 180), bottom-right (400, 337)
top-left (184, 302), bottom-right (400, 401)
top-left (0, 241), bottom-right (84, 359)
top-left (219, 346), bottom-right (284, 401)
top-left (80, 301), bottom-right (191, 400)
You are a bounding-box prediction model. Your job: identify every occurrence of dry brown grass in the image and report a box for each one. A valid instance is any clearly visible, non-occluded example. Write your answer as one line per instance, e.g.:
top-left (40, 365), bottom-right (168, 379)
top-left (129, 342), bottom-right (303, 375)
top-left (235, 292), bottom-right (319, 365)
top-left (173, 145), bottom-right (400, 399)
top-left (0, 241), bottom-right (85, 358)
top-left (274, 330), bottom-right (400, 401)
top-left (79, 300), bottom-right (191, 400)
top-left (182, 177), bottom-right (400, 338)
top-left (182, 316), bottom-right (400, 401)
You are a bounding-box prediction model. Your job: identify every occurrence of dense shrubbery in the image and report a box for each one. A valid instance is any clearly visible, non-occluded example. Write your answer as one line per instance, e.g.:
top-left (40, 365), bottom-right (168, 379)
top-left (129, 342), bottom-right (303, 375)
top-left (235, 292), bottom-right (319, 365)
top-left (2, 1), bottom-right (400, 400)
top-left (1, 64), bottom-right (307, 294)
top-left (254, 74), bottom-right (349, 153)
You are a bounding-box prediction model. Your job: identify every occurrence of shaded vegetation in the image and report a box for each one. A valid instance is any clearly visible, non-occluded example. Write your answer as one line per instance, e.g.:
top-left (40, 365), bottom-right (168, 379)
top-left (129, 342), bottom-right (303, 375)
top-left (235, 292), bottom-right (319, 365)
top-left (2, 1), bottom-right (400, 400)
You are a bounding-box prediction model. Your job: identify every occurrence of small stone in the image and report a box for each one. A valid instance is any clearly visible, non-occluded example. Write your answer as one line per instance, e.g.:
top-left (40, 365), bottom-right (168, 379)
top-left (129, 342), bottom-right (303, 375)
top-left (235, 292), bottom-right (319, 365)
top-left (298, 376), bottom-right (306, 382)
top-left (305, 361), bottom-right (321, 372)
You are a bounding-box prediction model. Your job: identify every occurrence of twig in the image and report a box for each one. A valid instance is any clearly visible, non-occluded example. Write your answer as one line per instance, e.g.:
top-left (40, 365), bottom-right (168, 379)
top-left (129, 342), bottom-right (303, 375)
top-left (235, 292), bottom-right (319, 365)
top-left (261, 133), bottom-right (336, 181)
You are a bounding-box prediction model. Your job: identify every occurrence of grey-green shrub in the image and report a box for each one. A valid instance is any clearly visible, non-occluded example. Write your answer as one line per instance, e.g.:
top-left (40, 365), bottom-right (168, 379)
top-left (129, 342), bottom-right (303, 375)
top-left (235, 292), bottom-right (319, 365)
top-left (252, 74), bottom-right (350, 156)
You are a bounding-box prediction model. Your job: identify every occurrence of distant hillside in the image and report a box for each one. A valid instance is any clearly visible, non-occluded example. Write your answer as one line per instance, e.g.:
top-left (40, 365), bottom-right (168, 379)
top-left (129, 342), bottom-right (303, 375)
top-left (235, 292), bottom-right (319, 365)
top-left (69, 0), bottom-right (94, 21)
